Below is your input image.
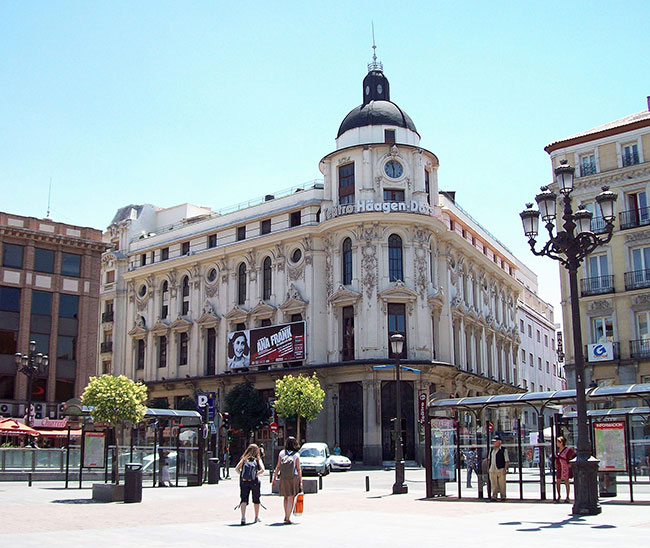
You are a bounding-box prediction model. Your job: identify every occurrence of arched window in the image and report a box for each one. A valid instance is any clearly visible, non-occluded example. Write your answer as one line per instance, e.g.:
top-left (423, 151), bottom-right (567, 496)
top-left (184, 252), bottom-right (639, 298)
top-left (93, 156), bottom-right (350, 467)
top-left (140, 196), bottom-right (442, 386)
top-left (238, 263), bottom-right (247, 305)
top-left (262, 257), bottom-right (272, 300)
top-left (388, 234), bottom-right (403, 282)
top-left (181, 276), bottom-right (190, 315)
top-left (161, 281), bottom-right (169, 319)
top-left (342, 238), bottom-right (352, 285)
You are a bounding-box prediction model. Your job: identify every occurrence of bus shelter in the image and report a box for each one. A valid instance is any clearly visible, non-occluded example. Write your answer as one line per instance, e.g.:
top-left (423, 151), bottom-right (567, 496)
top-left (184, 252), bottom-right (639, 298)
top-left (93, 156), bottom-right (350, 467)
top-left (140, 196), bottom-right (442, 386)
top-left (65, 406), bottom-right (203, 488)
top-left (425, 383), bottom-right (650, 502)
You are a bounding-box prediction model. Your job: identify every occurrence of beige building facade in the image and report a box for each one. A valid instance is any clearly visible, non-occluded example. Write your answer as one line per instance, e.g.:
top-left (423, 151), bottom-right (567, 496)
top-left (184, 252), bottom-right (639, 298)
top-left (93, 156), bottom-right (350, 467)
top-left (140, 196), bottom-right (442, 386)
top-left (545, 97), bottom-right (650, 388)
top-left (99, 60), bottom-right (540, 463)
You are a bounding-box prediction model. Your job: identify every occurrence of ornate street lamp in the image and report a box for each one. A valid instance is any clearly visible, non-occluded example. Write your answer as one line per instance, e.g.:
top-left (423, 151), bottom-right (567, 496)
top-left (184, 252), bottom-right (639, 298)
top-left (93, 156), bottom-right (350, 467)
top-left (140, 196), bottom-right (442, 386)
top-left (15, 340), bottom-right (49, 428)
top-left (519, 160), bottom-right (617, 515)
top-left (390, 332), bottom-right (408, 494)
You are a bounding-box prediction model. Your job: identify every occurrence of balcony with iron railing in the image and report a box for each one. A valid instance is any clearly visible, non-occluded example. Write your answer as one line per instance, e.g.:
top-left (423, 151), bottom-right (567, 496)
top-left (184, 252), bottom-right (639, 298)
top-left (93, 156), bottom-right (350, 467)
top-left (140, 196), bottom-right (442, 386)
top-left (590, 216), bottom-right (607, 234)
top-left (624, 269), bottom-right (650, 291)
top-left (584, 341), bottom-right (620, 362)
top-left (580, 275), bottom-right (614, 296)
top-left (619, 207), bottom-right (650, 230)
top-left (100, 341), bottom-right (113, 353)
top-left (630, 339), bottom-right (650, 359)
top-left (101, 311), bottom-right (114, 323)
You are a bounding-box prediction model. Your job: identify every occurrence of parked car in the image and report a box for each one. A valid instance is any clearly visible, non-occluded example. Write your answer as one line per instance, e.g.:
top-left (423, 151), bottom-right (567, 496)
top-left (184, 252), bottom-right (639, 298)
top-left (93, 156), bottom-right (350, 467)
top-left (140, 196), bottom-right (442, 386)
top-left (141, 451), bottom-right (177, 475)
top-left (299, 442), bottom-right (331, 476)
top-left (329, 454), bottom-right (352, 471)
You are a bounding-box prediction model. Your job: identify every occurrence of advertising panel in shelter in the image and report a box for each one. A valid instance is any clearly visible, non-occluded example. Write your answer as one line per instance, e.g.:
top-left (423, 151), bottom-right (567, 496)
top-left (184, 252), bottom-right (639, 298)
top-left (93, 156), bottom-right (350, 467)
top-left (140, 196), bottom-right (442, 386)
top-left (227, 321), bottom-right (305, 369)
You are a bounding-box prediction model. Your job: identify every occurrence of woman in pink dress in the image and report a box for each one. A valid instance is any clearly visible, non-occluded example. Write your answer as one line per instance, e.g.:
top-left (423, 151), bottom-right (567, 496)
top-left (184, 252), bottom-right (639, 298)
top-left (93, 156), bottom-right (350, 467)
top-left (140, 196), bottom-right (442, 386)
top-left (555, 436), bottom-right (576, 502)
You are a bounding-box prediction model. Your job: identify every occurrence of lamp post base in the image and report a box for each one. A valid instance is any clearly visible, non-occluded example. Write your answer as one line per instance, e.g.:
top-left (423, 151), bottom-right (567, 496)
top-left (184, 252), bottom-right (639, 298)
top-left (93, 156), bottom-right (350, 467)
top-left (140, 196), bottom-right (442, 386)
top-left (572, 456), bottom-right (601, 516)
top-left (392, 460), bottom-right (408, 494)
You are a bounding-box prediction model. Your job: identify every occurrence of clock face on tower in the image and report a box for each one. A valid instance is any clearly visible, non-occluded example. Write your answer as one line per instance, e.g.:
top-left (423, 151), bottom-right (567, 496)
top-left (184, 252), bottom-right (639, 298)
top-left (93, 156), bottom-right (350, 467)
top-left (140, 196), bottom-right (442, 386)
top-left (384, 160), bottom-right (403, 179)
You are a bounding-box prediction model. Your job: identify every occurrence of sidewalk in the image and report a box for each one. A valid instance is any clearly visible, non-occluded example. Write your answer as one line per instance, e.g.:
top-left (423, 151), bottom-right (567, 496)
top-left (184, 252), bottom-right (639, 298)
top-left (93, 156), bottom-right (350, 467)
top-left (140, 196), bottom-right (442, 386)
top-left (1, 469), bottom-right (648, 547)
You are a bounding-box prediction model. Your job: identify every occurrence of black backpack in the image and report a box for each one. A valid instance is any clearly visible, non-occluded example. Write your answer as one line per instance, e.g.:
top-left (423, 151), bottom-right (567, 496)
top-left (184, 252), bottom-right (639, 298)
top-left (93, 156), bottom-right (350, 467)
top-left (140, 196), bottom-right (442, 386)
top-left (241, 458), bottom-right (258, 482)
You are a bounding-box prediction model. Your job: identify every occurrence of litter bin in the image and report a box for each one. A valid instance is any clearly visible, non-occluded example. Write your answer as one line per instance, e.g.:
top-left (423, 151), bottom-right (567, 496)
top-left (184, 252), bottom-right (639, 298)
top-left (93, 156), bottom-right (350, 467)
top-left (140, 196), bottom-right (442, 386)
top-left (124, 463), bottom-right (143, 503)
top-left (598, 471), bottom-right (617, 497)
top-left (208, 458), bottom-right (220, 484)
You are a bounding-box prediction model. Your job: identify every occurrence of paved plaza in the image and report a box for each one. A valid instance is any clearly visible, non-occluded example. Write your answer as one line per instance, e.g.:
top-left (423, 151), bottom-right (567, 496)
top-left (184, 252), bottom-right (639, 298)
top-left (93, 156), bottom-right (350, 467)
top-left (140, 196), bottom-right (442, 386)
top-left (1, 468), bottom-right (648, 547)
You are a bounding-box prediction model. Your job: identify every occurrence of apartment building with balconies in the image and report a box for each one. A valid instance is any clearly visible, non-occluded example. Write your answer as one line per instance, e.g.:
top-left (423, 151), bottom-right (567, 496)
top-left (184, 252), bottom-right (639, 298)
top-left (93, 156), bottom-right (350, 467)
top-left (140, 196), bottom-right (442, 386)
top-left (545, 96), bottom-right (650, 388)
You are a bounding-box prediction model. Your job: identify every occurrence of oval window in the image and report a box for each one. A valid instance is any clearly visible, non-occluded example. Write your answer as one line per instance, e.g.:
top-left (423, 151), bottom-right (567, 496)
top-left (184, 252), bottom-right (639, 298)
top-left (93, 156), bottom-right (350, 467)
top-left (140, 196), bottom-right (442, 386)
top-left (291, 249), bottom-right (302, 263)
top-left (207, 268), bottom-right (217, 283)
top-left (138, 285), bottom-right (147, 298)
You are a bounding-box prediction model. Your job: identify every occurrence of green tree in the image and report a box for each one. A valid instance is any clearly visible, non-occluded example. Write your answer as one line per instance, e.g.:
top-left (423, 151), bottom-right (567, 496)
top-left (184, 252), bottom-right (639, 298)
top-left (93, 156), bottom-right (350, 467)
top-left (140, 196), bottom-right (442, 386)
top-left (274, 373), bottom-right (325, 442)
top-left (225, 379), bottom-right (269, 442)
top-left (176, 396), bottom-right (197, 411)
top-left (149, 397), bottom-right (170, 409)
top-left (81, 375), bottom-right (148, 484)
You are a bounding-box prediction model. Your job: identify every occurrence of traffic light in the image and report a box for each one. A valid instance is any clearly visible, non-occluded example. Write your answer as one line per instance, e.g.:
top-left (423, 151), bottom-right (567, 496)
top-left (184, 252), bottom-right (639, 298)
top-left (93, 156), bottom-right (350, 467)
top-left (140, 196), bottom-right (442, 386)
top-left (222, 412), bottom-right (230, 429)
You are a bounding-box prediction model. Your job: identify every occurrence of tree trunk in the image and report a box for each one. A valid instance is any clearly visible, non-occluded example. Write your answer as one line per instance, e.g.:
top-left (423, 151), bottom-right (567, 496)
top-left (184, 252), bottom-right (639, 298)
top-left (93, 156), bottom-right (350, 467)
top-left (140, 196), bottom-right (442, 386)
top-left (296, 415), bottom-right (301, 445)
top-left (112, 426), bottom-right (119, 485)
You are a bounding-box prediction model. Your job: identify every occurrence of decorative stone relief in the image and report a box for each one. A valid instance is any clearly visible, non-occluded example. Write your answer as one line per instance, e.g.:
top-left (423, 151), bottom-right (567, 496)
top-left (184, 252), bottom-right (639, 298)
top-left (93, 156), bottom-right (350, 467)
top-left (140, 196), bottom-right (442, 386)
top-left (414, 247), bottom-right (428, 297)
top-left (168, 270), bottom-right (178, 297)
top-left (288, 264), bottom-right (304, 281)
top-left (360, 224), bottom-right (379, 300)
top-left (633, 293), bottom-right (650, 306)
top-left (588, 299), bottom-right (612, 313)
top-left (274, 243), bottom-right (286, 272)
top-left (625, 229), bottom-right (650, 243)
top-left (323, 236), bottom-right (334, 297)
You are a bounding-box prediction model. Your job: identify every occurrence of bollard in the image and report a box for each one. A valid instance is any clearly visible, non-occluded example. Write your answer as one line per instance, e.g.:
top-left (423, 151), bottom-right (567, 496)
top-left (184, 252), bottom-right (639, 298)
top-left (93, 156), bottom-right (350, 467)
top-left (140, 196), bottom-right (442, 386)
top-left (319, 475), bottom-right (323, 489)
top-left (365, 475), bottom-right (370, 492)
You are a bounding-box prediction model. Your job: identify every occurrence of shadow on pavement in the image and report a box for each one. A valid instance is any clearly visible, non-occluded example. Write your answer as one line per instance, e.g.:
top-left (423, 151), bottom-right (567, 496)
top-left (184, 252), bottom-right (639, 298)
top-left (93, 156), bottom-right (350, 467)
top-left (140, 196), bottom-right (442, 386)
top-left (51, 498), bottom-right (106, 504)
top-left (499, 515), bottom-right (617, 532)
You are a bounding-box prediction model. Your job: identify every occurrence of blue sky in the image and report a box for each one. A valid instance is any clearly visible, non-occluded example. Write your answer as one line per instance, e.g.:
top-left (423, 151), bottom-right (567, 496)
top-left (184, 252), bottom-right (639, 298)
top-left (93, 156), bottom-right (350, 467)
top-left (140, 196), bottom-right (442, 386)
top-left (2, 1), bottom-right (649, 315)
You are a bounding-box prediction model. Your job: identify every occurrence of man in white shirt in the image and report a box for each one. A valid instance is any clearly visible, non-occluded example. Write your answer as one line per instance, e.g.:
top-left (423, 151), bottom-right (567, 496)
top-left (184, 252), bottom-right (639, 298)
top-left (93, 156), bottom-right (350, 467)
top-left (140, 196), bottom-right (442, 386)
top-left (488, 434), bottom-right (509, 501)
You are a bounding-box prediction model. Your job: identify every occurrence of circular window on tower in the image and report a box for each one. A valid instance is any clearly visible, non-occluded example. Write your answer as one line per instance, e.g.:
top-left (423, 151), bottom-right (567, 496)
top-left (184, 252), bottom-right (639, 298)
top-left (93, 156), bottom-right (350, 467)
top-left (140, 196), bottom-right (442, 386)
top-left (291, 248), bottom-right (302, 264)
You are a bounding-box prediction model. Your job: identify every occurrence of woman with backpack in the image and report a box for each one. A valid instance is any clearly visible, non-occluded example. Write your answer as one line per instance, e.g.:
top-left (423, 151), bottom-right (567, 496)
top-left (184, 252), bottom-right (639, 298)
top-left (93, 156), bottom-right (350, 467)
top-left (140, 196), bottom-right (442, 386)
top-left (272, 436), bottom-right (302, 524)
top-left (235, 443), bottom-right (265, 525)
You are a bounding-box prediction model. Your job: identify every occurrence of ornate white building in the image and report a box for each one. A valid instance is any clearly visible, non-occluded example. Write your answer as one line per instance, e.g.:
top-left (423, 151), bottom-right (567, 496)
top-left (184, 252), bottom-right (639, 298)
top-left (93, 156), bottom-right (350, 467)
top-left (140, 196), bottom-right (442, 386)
top-left (99, 56), bottom-right (531, 464)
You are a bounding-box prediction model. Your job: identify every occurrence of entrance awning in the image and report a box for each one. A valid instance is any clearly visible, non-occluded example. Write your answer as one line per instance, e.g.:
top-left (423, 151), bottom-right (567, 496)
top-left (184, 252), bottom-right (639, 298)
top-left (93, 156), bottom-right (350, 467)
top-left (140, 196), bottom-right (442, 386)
top-left (36, 428), bottom-right (82, 438)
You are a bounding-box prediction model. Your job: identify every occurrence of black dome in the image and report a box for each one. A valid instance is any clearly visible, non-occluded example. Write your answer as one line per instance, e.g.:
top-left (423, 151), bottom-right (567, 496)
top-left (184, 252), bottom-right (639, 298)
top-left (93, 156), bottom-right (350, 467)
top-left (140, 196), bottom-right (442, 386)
top-left (337, 100), bottom-right (418, 138)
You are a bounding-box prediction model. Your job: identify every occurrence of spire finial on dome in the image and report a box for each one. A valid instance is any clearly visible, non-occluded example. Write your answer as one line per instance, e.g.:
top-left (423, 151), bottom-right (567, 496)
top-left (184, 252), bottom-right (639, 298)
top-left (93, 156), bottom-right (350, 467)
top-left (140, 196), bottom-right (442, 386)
top-left (368, 22), bottom-right (383, 72)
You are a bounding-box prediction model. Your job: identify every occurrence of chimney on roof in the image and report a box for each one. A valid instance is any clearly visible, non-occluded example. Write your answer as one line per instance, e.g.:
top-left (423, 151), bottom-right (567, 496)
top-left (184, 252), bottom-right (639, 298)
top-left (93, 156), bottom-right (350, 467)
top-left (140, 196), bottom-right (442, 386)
top-left (647, 95), bottom-right (650, 111)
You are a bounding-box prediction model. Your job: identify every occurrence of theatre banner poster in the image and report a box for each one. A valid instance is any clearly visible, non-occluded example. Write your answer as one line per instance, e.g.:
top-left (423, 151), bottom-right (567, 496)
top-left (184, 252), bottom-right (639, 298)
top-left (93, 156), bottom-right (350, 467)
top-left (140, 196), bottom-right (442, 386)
top-left (227, 321), bottom-right (305, 369)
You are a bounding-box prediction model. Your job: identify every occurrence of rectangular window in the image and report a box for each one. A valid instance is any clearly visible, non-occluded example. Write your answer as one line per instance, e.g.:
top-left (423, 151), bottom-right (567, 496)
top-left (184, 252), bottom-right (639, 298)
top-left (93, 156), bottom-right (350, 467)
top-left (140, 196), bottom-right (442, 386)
top-left (3, 243), bottom-right (24, 269)
top-left (591, 316), bottom-right (614, 343)
top-left (31, 290), bottom-right (52, 315)
top-left (338, 163), bottom-right (355, 205)
top-left (527, 325), bottom-right (532, 338)
top-left (546, 360), bottom-right (550, 373)
top-left (519, 320), bottom-right (524, 333)
top-left (208, 234), bottom-right (217, 249)
top-left (529, 352), bottom-right (533, 366)
top-left (544, 334), bottom-right (549, 347)
top-left (158, 336), bottom-right (167, 368)
top-left (57, 336), bottom-right (76, 361)
top-left (61, 252), bottom-right (81, 277)
top-left (536, 329), bottom-right (541, 342)
top-left (106, 270), bottom-right (115, 283)
top-left (261, 219), bottom-right (271, 235)
top-left (388, 303), bottom-right (406, 359)
top-left (538, 357), bottom-right (542, 370)
top-left (623, 142), bottom-right (640, 166)
top-left (181, 242), bottom-right (190, 255)
top-left (424, 170), bottom-right (431, 203)
top-left (137, 339), bottom-right (145, 370)
top-left (383, 189), bottom-right (405, 202)
top-left (290, 211), bottom-right (301, 227)
top-left (342, 305), bottom-right (354, 361)
top-left (260, 318), bottom-right (272, 327)
top-left (178, 332), bottom-right (188, 365)
top-left (0, 286), bottom-right (21, 311)
top-left (636, 311), bottom-right (650, 340)
top-left (140, 253), bottom-right (147, 267)
top-left (30, 333), bottom-right (50, 355)
top-left (34, 248), bottom-right (55, 273)
top-left (531, 382), bottom-right (535, 392)
top-left (59, 294), bottom-right (79, 319)
top-left (206, 328), bottom-right (215, 375)
top-left (521, 349), bottom-right (525, 363)
top-left (384, 129), bottom-right (396, 143)
top-left (237, 226), bottom-right (246, 241)
top-left (0, 330), bottom-right (18, 355)
top-left (580, 153), bottom-right (597, 176)
top-left (161, 247), bottom-right (169, 261)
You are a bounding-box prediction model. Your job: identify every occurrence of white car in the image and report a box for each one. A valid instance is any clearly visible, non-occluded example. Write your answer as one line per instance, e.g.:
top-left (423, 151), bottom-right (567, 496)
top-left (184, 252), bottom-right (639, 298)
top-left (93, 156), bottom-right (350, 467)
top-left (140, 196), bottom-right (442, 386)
top-left (329, 454), bottom-right (352, 471)
top-left (299, 442), bottom-right (331, 476)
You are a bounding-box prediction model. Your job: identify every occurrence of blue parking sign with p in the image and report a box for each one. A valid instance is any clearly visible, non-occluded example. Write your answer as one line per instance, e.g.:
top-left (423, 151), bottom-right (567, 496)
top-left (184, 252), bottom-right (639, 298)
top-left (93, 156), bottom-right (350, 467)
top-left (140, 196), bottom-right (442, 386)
top-left (197, 392), bottom-right (216, 420)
